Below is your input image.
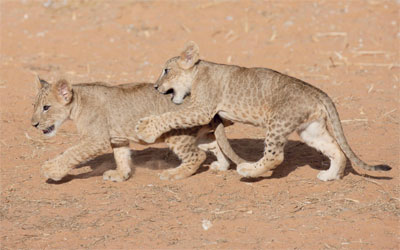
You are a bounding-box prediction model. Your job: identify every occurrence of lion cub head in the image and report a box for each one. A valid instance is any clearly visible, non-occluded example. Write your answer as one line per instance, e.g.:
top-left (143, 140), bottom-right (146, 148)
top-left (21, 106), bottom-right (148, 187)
top-left (31, 77), bottom-right (73, 137)
top-left (154, 41), bottom-right (200, 104)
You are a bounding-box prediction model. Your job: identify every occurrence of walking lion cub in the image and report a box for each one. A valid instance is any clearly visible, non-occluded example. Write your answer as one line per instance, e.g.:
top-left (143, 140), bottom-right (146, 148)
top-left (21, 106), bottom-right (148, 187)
top-left (31, 77), bottom-right (243, 182)
top-left (135, 42), bottom-right (391, 181)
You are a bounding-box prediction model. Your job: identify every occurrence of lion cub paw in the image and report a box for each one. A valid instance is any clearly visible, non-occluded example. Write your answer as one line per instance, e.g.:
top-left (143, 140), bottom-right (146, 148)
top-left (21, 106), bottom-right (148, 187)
top-left (41, 161), bottom-right (69, 181)
top-left (317, 170), bottom-right (341, 182)
top-left (237, 162), bottom-right (259, 178)
top-left (135, 116), bottom-right (159, 143)
top-left (103, 170), bottom-right (130, 182)
top-left (209, 161), bottom-right (229, 171)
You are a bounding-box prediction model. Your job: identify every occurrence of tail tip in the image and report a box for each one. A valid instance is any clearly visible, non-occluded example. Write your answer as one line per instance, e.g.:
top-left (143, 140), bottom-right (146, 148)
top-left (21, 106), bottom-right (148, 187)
top-left (374, 164), bottom-right (391, 171)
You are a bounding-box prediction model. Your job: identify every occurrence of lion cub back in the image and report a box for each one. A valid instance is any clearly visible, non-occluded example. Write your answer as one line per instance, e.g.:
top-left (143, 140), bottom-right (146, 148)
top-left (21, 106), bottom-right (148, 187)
top-left (74, 82), bottom-right (188, 141)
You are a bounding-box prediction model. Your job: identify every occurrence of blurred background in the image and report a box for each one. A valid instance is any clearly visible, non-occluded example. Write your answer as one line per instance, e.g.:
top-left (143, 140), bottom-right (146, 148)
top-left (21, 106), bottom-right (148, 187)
top-left (2, 0), bottom-right (398, 83)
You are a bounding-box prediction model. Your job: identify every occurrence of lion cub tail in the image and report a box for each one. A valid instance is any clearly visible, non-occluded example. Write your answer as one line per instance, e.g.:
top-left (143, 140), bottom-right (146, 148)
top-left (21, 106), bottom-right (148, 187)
top-left (320, 93), bottom-right (391, 172)
top-left (214, 122), bottom-right (246, 165)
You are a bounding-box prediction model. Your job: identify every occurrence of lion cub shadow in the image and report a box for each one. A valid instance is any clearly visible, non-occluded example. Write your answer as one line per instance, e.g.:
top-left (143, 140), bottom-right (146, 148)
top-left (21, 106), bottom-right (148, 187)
top-left (48, 147), bottom-right (184, 183)
top-left (228, 139), bottom-right (391, 182)
top-left (51, 139), bottom-right (391, 183)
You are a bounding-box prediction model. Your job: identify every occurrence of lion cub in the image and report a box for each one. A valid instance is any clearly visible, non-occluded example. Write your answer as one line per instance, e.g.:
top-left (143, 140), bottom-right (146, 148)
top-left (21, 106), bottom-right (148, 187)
top-left (135, 42), bottom-right (391, 181)
top-left (31, 77), bottom-right (242, 182)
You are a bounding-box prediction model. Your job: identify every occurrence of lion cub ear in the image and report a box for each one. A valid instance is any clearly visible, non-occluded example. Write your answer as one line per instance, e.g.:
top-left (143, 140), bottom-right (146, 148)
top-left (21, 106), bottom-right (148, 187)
top-left (178, 41), bottom-right (199, 69)
top-left (35, 74), bottom-right (49, 89)
top-left (53, 79), bottom-right (73, 104)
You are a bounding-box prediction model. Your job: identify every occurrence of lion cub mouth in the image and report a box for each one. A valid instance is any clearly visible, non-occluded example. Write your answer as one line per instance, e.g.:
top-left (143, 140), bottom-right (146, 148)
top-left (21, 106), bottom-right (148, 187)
top-left (42, 125), bottom-right (55, 135)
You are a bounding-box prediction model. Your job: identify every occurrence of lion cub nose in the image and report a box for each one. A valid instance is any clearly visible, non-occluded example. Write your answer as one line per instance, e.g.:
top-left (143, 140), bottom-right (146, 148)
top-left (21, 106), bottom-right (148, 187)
top-left (32, 122), bottom-right (39, 128)
top-left (154, 84), bottom-right (159, 90)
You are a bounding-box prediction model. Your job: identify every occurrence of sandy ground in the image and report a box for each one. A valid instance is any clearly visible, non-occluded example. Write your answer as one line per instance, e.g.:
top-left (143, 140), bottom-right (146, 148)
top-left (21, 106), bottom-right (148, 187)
top-left (1, 0), bottom-right (399, 249)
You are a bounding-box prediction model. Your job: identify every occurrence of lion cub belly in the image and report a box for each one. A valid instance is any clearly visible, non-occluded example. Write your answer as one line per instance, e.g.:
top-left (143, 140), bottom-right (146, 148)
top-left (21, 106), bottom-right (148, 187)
top-left (218, 111), bottom-right (241, 123)
top-left (218, 110), bottom-right (264, 126)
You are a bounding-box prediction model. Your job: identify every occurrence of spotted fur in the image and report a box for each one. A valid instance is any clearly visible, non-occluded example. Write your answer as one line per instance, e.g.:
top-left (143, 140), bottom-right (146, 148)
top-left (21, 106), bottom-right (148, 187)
top-left (31, 76), bottom-right (243, 182)
top-left (136, 42), bottom-right (391, 181)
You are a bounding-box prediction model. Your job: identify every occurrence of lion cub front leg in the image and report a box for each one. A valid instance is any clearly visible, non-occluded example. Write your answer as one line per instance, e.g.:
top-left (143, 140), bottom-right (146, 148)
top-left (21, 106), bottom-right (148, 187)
top-left (42, 139), bottom-right (110, 181)
top-left (136, 107), bottom-right (214, 143)
top-left (103, 141), bottom-right (133, 182)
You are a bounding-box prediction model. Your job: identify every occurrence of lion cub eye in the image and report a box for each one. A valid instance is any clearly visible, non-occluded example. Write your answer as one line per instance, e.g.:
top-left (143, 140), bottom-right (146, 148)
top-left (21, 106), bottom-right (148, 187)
top-left (164, 68), bottom-right (169, 75)
top-left (43, 105), bottom-right (50, 111)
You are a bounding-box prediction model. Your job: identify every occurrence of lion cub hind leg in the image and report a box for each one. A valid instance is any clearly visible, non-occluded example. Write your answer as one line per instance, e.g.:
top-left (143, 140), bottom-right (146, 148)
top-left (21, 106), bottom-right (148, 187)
top-left (103, 141), bottom-right (133, 182)
top-left (197, 121), bottom-right (246, 171)
top-left (198, 139), bottom-right (230, 171)
top-left (161, 131), bottom-right (207, 180)
top-left (298, 120), bottom-right (346, 181)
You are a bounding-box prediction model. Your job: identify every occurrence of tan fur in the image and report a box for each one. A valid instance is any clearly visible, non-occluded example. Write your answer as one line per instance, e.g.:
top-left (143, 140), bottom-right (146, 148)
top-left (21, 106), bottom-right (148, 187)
top-left (31, 77), bottom-right (243, 182)
top-left (136, 42), bottom-right (391, 181)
